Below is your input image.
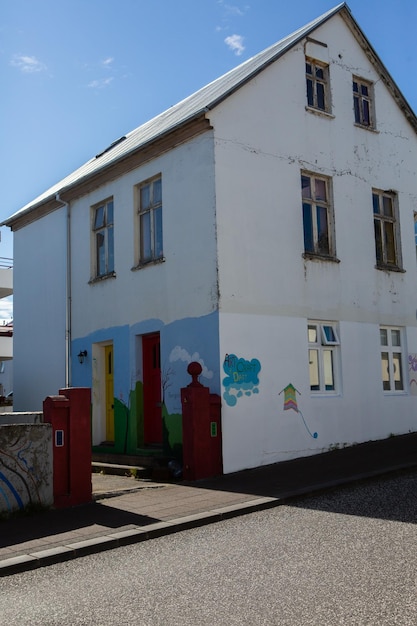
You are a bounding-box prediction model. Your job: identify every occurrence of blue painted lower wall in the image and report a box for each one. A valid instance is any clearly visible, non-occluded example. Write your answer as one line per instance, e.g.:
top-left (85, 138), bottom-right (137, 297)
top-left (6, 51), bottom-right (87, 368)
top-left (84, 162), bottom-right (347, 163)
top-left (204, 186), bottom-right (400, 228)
top-left (71, 312), bottom-right (220, 457)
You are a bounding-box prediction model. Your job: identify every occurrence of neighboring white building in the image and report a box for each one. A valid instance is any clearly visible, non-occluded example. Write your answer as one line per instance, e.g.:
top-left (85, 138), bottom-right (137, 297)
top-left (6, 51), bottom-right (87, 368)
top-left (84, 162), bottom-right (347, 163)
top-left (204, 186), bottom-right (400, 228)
top-left (0, 255), bottom-right (13, 408)
top-left (3, 3), bottom-right (417, 473)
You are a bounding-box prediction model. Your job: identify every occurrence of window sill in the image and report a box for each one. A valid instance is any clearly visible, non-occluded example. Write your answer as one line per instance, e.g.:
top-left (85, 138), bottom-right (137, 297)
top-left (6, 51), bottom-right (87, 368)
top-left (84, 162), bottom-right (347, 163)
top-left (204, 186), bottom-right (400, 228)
top-left (303, 252), bottom-right (340, 263)
top-left (311, 392), bottom-right (341, 398)
top-left (131, 256), bottom-right (165, 271)
top-left (354, 122), bottom-right (379, 133)
top-left (375, 263), bottom-right (405, 274)
top-left (305, 106), bottom-right (334, 119)
top-left (88, 271), bottom-right (116, 284)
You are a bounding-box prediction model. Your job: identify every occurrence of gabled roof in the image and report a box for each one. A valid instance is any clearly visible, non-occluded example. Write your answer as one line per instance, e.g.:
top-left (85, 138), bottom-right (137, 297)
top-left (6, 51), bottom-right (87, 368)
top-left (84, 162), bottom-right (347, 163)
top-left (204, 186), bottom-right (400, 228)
top-left (4, 2), bottom-right (416, 229)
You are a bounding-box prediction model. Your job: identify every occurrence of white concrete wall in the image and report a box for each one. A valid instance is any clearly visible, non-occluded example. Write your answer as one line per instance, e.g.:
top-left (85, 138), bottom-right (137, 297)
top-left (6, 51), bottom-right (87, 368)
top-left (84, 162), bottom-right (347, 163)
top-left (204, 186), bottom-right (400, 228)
top-left (210, 14), bottom-right (417, 472)
top-left (0, 359), bottom-right (13, 397)
top-left (13, 209), bottom-right (67, 410)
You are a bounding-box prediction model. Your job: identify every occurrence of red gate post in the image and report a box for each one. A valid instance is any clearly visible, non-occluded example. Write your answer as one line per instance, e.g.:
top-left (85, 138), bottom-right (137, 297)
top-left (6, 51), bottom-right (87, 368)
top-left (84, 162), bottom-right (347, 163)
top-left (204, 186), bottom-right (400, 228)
top-left (59, 387), bottom-right (92, 506)
top-left (43, 395), bottom-right (71, 508)
top-left (181, 362), bottom-right (223, 481)
top-left (43, 387), bottom-right (92, 508)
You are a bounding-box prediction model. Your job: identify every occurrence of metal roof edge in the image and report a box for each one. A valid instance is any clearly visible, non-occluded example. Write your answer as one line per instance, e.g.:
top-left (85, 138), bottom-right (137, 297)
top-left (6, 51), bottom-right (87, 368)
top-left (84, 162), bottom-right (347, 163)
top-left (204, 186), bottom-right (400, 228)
top-left (204, 3), bottom-right (347, 111)
top-left (2, 110), bottom-right (209, 229)
top-left (340, 6), bottom-right (417, 134)
top-left (3, 4), bottom-right (347, 229)
top-left (6, 3), bottom-right (416, 228)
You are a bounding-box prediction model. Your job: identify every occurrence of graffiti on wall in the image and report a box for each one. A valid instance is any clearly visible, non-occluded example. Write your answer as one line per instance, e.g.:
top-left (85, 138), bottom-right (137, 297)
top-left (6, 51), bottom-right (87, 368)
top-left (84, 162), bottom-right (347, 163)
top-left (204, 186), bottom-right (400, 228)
top-left (408, 354), bottom-right (417, 396)
top-left (0, 424), bottom-right (53, 514)
top-left (222, 353), bottom-right (261, 407)
top-left (279, 383), bottom-right (318, 439)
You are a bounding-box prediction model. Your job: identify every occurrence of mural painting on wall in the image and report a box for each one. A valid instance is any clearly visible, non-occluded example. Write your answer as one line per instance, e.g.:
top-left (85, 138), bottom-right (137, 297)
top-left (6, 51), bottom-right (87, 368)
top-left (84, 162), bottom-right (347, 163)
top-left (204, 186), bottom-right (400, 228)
top-left (222, 353), bottom-right (261, 407)
top-left (279, 383), bottom-right (318, 439)
top-left (168, 346), bottom-right (214, 412)
top-left (169, 346), bottom-right (214, 380)
top-left (408, 354), bottom-right (417, 396)
top-left (0, 432), bottom-right (50, 513)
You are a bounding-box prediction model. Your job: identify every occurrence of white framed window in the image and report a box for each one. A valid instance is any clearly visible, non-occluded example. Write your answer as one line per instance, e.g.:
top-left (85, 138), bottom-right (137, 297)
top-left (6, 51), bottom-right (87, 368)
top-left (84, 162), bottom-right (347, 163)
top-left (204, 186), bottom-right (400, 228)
top-left (380, 327), bottom-right (405, 392)
top-left (137, 175), bottom-right (163, 264)
top-left (306, 58), bottom-right (330, 113)
top-left (372, 189), bottom-right (401, 269)
top-left (353, 77), bottom-right (374, 129)
top-left (308, 322), bottom-right (340, 393)
top-left (301, 172), bottom-right (335, 258)
top-left (92, 199), bottom-right (114, 278)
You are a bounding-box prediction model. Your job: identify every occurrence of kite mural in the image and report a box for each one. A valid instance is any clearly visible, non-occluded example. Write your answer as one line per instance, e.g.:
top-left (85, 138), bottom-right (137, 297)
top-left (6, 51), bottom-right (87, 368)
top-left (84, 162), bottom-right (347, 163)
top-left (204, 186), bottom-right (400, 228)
top-left (279, 383), bottom-right (318, 439)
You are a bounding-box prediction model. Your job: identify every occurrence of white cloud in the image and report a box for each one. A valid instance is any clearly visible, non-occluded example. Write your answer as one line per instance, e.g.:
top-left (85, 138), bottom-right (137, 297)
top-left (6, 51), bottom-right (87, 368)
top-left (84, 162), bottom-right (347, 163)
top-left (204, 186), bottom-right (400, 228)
top-left (169, 346), bottom-right (213, 380)
top-left (88, 77), bottom-right (114, 89)
top-left (223, 3), bottom-right (245, 17)
top-left (224, 34), bottom-right (245, 56)
top-left (102, 57), bottom-right (114, 68)
top-left (11, 54), bottom-right (46, 73)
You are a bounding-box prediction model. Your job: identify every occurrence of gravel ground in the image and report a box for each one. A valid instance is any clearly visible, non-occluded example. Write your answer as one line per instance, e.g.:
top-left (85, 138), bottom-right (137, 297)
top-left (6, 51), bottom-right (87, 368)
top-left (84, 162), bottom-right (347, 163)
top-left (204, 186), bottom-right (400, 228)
top-left (1, 470), bottom-right (416, 626)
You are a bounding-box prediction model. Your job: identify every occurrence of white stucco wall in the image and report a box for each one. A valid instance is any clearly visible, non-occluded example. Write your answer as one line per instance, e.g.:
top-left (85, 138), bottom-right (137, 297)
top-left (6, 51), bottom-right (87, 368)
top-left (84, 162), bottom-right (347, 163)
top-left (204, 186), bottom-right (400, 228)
top-left (209, 14), bottom-right (417, 472)
top-left (13, 209), bottom-right (67, 410)
top-left (70, 131), bottom-right (217, 339)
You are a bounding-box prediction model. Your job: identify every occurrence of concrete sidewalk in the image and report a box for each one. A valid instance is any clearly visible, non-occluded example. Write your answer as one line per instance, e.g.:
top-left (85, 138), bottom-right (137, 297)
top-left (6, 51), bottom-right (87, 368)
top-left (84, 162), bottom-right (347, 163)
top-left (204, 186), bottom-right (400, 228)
top-left (1, 433), bottom-right (416, 577)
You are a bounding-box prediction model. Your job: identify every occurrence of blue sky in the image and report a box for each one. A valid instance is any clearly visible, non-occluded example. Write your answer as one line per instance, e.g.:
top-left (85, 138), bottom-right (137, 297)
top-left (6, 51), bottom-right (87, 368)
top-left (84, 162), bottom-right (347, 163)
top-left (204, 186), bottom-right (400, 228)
top-left (1, 0), bottom-right (416, 320)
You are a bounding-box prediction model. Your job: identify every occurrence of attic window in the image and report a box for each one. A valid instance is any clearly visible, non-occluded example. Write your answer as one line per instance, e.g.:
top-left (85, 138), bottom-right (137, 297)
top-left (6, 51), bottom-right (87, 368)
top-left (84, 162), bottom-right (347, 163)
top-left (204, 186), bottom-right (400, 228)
top-left (353, 78), bottom-right (374, 129)
top-left (95, 136), bottom-right (126, 159)
top-left (306, 58), bottom-right (330, 113)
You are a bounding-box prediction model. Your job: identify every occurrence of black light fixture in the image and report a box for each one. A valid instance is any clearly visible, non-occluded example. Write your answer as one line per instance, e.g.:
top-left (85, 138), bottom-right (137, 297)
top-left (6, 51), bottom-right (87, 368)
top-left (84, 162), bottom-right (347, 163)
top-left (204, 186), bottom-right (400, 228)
top-left (77, 350), bottom-right (88, 364)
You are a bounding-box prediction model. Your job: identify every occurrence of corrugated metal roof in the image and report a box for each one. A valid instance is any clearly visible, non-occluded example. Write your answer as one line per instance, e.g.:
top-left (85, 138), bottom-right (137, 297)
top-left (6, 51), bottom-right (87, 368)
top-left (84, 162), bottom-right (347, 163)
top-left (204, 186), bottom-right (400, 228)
top-left (4, 2), bottom-right (416, 227)
top-left (4, 4), bottom-right (345, 226)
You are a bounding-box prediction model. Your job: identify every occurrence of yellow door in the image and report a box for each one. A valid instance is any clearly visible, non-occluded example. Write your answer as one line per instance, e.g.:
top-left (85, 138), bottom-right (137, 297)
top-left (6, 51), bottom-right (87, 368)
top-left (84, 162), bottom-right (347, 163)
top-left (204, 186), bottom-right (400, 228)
top-left (105, 345), bottom-right (114, 442)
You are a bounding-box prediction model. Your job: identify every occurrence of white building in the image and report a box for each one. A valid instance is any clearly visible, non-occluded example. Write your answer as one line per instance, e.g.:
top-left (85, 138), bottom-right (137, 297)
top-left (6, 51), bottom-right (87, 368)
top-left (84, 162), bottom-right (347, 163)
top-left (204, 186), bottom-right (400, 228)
top-left (3, 3), bottom-right (417, 473)
top-left (0, 252), bottom-right (13, 403)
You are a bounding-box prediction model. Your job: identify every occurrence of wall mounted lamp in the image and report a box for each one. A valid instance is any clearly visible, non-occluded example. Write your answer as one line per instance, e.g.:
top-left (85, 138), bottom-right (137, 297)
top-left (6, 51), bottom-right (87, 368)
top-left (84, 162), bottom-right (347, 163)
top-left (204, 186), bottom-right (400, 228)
top-left (77, 350), bottom-right (88, 364)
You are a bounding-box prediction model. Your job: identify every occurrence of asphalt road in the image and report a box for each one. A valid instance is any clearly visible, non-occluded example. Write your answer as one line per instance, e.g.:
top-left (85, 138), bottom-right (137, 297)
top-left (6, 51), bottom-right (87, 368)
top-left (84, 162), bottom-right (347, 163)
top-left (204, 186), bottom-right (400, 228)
top-left (1, 470), bottom-right (416, 625)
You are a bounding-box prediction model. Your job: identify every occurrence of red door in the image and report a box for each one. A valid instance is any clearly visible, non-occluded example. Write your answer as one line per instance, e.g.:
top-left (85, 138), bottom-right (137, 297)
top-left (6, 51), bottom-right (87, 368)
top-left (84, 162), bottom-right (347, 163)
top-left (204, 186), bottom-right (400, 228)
top-left (143, 333), bottom-right (162, 445)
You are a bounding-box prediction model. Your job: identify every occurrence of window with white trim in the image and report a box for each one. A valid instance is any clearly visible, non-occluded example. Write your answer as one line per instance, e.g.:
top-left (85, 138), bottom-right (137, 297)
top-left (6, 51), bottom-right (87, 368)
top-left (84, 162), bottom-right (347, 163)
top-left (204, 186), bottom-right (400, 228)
top-left (306, 58), bottom-right (330, 113)
top-left (301, 172), bottom-right (335, 258)
top-left (353, 77), bottom-right (374, 129)
top-left (380, 327), bottom-right (404, 392)
top-left (308, 322), bottom-right (340, 393)
top-left (137, 175), bottom-right (163, 264)
top-left (92, 199), bottom-right (114, 278)
top-left (372, 189), bottom-right (401, 269)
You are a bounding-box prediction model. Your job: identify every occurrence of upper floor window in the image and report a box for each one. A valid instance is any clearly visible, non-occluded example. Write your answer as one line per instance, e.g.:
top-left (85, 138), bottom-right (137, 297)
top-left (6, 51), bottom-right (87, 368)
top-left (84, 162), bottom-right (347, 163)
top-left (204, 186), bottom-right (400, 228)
top-left (353, 77), bottom-right (374, 128)
top-left (301, 172), bottom-right (335, 258)
top-left (308, 322), bottom-right (340, 393)
top-left (372, 189), bottom-right (401, 270)
top-left (306, 58), bottom-right (330, 113)
top-left (92, 199), bottom-right (114, 278)
top-left (137, 176), bottom-right (163, 264)
top-left (380, 327), bottom-right (404, 392)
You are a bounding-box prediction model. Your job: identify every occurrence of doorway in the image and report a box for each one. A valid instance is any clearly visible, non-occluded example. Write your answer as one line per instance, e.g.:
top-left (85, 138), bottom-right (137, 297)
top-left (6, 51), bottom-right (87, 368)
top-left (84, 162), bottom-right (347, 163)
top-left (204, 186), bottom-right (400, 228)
top-left (105, 344), bottom-right (114, 442)
top-left (142, 333), bottom-right (162, 445)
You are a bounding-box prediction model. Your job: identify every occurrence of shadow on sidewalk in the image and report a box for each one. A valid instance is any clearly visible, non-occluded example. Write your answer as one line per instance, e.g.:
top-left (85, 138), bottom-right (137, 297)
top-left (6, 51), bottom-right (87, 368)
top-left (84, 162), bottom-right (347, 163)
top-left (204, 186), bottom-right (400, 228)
top-left (0, 502), bottom-right (160, 549)
top-left (193, 434), bottom-right (417, 525)
top-left (289, 468), bottom-right (417, 524)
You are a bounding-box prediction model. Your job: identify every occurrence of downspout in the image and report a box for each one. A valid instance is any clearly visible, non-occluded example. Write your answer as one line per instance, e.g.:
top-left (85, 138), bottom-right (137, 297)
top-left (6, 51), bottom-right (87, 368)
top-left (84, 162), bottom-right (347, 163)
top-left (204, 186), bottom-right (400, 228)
top-left (55, 193), bottom-right (71, 388)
